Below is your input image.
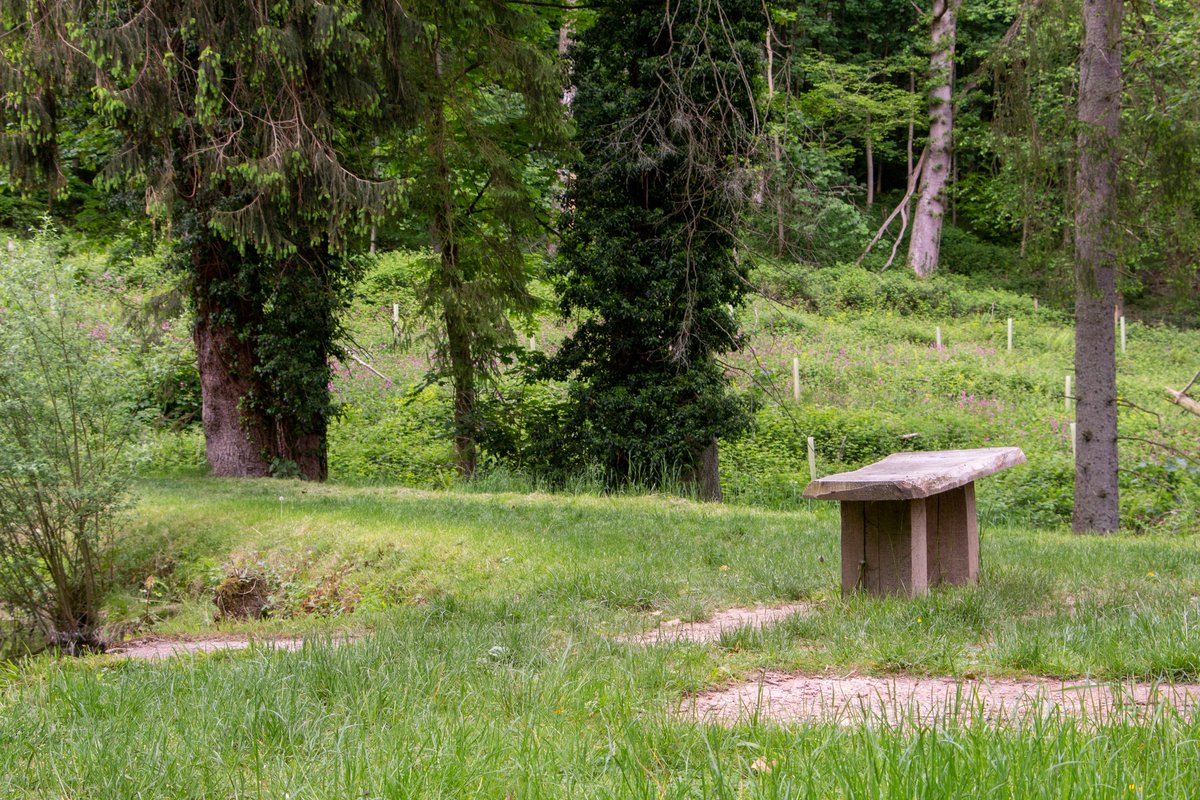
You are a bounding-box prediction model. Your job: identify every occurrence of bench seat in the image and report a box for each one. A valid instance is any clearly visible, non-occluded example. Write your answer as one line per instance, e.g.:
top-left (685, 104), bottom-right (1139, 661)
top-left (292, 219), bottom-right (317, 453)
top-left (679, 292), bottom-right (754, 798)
top-left (803, 447), bottom-right (1026, 597)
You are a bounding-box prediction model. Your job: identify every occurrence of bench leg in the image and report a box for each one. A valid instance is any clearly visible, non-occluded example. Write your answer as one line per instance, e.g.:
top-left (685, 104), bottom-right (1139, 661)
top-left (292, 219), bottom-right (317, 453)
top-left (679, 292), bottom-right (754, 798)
top-left (925, 482), bottom-right (979, 586)
top-left (840, 499), bottom-right (929, 597)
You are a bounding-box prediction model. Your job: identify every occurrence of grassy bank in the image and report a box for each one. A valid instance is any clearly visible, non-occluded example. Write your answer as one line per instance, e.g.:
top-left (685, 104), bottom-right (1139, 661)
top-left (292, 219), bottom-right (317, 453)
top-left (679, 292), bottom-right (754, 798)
top-left (2, 479), bottom-right (1200, 797)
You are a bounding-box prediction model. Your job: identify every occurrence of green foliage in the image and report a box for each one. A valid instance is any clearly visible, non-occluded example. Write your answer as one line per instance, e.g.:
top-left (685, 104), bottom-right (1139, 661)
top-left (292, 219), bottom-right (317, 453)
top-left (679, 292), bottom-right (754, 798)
top-left (542, 0), bottom-right (764, 482)
top-left (328, 386), bottom-right (456, 488)
top-left (354, 250), bottom-right (434, 311)
top-left (0, 232), bottom-right (140, 653)
top-left (382, 0), bottom-right (569, 473)
top-left (759, 260), bottom-right (1049, 319)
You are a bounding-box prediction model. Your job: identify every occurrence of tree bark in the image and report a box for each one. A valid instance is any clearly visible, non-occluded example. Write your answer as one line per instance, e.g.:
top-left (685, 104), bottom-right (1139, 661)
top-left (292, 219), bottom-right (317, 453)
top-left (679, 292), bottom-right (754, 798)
top-left (686, 437), bottom-right (723, 502)
top-left (908, 0), bottom-right (960, 278)
top-left (865, 113), bottom-right (875, 208)
top-left (1072, 0), bottom-right (1122, 533)
top-left (193, 243), bottom-right (273, 478)
top-left (192, 244), bottom-right (328, 480)
top-left (194, 314), bottom-right (271, 478)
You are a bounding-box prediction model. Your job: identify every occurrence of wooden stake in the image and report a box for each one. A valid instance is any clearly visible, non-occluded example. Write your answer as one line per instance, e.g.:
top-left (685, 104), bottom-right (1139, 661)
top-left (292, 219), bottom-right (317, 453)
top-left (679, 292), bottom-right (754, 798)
top-left (792, 357), bottom-right (800, 403)
top-left (1070, 422), bottom-right (1077, 458)
top-left (529, 335), bottom-right (537, 351)
top-left (1007, 318), bottom-right (1013, 351)
top-left (392, 303), bottom-right (400, 323)
top-left (1120, 316), bottom-right (1126, 353)
top-left (935, 325), bottom-right (942, 349)
top-left (1065, 375), bottom-right (1072, 412)
top-left (807, 437), bottom-right (817, 480)
top-left (1033, 298), bottom-right (1039, 312)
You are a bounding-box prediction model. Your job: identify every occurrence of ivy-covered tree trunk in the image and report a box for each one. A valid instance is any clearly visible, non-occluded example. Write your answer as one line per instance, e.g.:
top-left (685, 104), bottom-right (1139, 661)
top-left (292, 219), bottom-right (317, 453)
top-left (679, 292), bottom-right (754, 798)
top-left (908, 0), bottom-right (960, 278)
top-left (1072, 0), bottom-right (1122, 533)
top-left (191, 240), bottom-right (333, 480)
top-left (545, 0), bottom-right (763, 500)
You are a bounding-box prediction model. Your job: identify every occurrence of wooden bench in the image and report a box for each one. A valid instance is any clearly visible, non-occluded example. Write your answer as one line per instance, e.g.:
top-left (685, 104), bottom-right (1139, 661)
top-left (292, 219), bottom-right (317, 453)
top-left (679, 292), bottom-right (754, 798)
top-left (802, 447), bottom-right (1026, 597)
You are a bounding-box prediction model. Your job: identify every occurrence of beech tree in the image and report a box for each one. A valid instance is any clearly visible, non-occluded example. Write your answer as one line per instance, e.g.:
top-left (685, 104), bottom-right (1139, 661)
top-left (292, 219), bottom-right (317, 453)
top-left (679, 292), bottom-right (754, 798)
top-left (908, 0), bottom-right (960, 278)
top-left (542, 0), bottom-right (764, 499)
top-left (0, 0), bottom-right (423, 479)
top-left (1072, 0), bottom-right (1122, 532)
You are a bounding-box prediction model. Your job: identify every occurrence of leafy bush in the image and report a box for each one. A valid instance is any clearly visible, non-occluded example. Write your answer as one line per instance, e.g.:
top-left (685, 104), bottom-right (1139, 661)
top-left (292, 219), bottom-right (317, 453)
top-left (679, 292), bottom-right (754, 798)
top-left (0, 232), bottom-right (140, 653)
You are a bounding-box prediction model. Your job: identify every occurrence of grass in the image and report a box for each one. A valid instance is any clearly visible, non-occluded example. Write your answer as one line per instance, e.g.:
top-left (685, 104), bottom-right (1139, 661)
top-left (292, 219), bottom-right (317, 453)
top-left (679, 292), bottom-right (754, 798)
top-left (3, 479), bottom-right (1200, 797)
top-left (5, 263), bottom-right (1200, 796)
top-left (314, 264), bottom-right (1200, 531)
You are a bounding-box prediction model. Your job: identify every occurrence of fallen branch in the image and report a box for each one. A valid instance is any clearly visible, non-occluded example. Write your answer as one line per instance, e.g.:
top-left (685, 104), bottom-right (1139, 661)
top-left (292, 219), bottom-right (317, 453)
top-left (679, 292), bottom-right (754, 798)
top-left (1180, 367), bottom-right (1200, 397)
top-left (1166, 387), bottom-right (1200, 418)
top-left (349, 352), bottom-right (393, 383)
top-left (858, 146), bottom-right (928, 267)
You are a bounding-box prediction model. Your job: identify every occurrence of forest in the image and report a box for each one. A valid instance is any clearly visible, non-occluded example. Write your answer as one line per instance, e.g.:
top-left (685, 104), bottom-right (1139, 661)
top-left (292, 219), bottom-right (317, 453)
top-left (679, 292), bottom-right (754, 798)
top-left (2, 1), bottom-right (1200, 796)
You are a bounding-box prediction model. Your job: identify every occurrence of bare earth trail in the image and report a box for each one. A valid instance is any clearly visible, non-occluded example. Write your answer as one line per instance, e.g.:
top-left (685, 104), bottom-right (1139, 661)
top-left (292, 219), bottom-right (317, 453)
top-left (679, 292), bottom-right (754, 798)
top-left (685, 670), bottom-right (1200, 726)
top-left (623, 603), bottom-right (813, 644)
top-left (110, 634), bottom-right (352, 660)
top-left (112, 607), bottom-right (1200, 725)
top-left (628, 604), bottom-right (1200, 724)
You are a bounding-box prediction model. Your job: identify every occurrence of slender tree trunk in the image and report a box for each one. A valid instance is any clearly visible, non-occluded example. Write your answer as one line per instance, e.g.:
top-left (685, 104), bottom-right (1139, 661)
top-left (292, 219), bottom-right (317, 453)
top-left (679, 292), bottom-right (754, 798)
top-left (908, 0), bottom-right (960, 278)
top-left (773, 134), bottom-right (786, 255)
top-left (1072, 0), bottom-right (1122, 533)
top-left (865, 113), bottom-right (875, 208)
top-left (428, 58), bottom-right (477, 477)
top-left (440, 253), bottom-right (477, 477)
top-left (907, 71), bottom-right (915, 179)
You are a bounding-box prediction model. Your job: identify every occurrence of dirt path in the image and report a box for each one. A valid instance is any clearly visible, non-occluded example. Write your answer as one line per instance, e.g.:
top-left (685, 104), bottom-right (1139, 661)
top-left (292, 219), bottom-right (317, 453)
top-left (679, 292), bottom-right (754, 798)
top-left (684, 670), bottom-right (1200, 726)
top-left (109, 635), bottom-right (349, 660)
top-left (624, 604), bottom-right (811, 644)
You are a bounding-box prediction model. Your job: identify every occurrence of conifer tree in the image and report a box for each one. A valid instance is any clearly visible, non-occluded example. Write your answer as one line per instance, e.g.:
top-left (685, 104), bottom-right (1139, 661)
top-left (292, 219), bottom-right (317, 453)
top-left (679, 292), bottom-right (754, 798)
top-left (1072, 0), bottom-right (1122, 532)
top-left (0, 0), bottom-right (423, 478)
top-left (399, 1), bottom-right (567, 476)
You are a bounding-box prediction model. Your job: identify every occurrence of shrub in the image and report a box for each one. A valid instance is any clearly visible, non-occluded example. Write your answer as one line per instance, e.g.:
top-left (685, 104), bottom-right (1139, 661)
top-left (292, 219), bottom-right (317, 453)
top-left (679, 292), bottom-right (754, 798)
top-left (0, 232), bottom-right (140, 653)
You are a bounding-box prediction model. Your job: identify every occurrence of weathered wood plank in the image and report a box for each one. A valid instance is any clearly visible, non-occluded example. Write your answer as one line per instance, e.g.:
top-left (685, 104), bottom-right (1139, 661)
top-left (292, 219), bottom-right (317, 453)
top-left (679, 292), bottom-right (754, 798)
top-left (802, 447), bottom-right (1025, 502)
top-left (839, 502), bottom-right (866, 595)
top-left (926, 483), bottom-right (978, 586)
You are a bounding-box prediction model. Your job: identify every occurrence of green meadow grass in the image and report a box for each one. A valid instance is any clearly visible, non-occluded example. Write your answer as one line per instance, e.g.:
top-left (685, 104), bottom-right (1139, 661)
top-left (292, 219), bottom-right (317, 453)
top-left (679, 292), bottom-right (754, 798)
top-left (5, 266), bottom-right (1200, 797)
top-left (1, 481), bottom-right (1200, 798)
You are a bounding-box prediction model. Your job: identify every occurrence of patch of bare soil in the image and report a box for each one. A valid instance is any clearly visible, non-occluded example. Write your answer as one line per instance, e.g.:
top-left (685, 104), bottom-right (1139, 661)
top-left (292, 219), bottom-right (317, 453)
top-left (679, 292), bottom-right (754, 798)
top-left (624, 604), bottom-right (811, 645)
top-left (684, 670), bottom-right (1200, 726)
top-left (109, 635), bottom-right (349, 661)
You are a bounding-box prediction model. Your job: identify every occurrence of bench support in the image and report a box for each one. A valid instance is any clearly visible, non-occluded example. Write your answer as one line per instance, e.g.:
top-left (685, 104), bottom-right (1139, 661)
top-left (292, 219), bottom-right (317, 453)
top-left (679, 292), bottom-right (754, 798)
top-left (839, 482), bottom-right (979, 597)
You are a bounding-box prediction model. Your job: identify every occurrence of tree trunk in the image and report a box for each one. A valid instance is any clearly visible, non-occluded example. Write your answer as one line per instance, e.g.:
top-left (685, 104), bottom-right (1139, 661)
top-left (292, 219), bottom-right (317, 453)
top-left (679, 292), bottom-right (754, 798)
top-left (194, 313), bottom-right (271, 477)
top-left (192, 244), bottom-right (329, 480)
top-left (773, 134), bottom-right (786, 255)
top-left (428, 56), bottom-right (477, 477)
top-left (1072, 0), bottom-right (1122, 533)
top-left (908, 0), bottom-right (960, 278)
top-left (686, 437), bottom-right (723, 502)
top-left (902, 70), bottom-right (912, 178)
top-left (443, 273), bottom-right (477, 478)
top-left (865, 113), bottom-right (875, 208)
